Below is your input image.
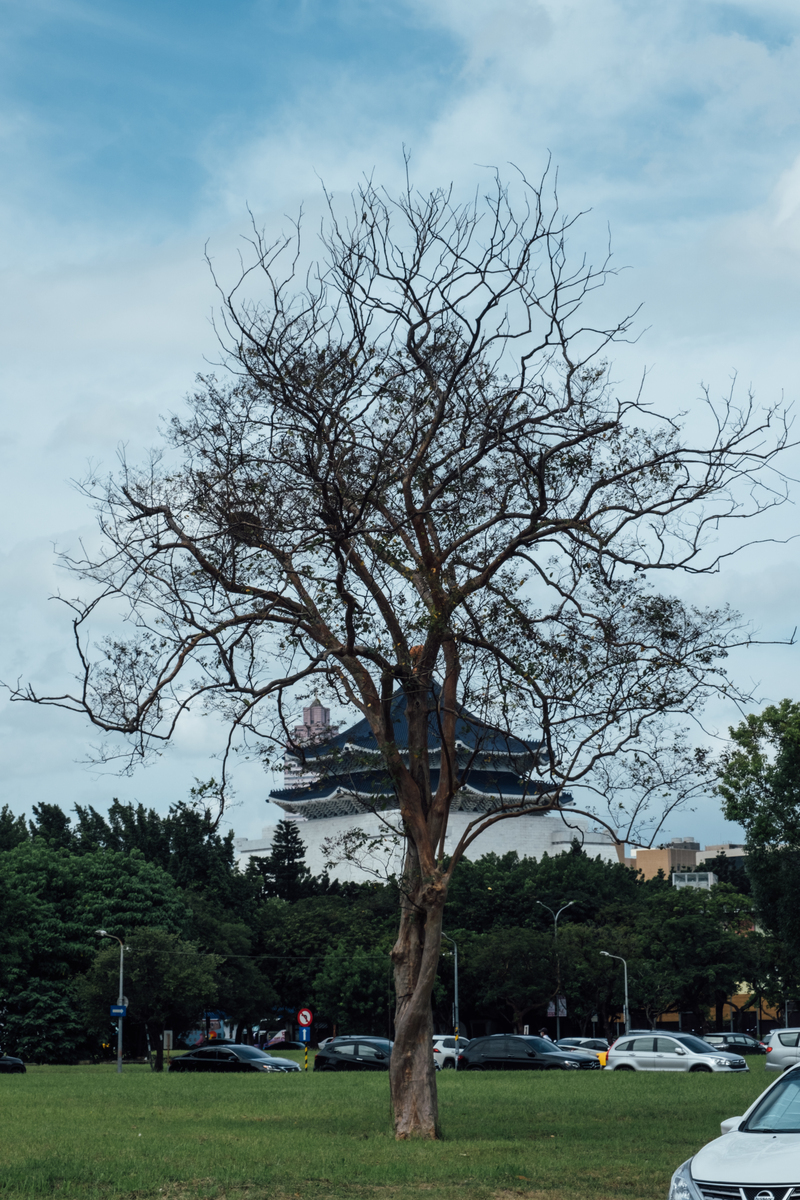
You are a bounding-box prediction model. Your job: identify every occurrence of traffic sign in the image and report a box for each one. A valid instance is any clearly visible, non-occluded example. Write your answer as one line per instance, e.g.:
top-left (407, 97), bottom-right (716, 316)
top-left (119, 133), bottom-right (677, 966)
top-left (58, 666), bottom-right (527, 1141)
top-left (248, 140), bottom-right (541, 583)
top-left (110, 1005), bottom-right (127, 1017)
top-left (297, 1007), bottom-right (313, 1027)
top-left (297, 1026), bottom-right (311, 1042)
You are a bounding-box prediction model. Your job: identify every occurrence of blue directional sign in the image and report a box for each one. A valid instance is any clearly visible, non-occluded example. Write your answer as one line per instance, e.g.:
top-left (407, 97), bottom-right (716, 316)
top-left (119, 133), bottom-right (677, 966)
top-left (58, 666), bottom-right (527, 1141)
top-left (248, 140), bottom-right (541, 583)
top-left (297, 1026), bottom-right (311, 1043)
top-left (110, 1005), bottom-right (127, 1017)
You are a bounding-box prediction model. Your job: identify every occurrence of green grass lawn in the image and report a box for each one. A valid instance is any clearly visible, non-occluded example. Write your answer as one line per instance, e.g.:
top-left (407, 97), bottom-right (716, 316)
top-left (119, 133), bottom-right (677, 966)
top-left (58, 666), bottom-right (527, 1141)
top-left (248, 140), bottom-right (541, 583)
top-left (0, 1058), bottom-right (775, 1200)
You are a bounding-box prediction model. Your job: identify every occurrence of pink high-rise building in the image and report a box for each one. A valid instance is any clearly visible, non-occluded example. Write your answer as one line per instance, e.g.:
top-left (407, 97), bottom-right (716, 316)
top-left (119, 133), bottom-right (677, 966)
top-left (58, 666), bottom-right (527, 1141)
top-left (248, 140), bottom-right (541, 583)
top-left (283, 699), bottom-right (339, 789)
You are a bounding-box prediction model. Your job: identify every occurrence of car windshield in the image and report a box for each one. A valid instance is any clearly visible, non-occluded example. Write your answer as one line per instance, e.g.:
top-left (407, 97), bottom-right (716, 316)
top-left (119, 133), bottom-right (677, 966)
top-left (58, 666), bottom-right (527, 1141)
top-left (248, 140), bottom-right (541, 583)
top-left (673, 1035), bottom-right (720, 1055)
top-left (743, 1071), bottom-right (800, 1133)
top-left (519, 1037), bottom-right (565, 1054)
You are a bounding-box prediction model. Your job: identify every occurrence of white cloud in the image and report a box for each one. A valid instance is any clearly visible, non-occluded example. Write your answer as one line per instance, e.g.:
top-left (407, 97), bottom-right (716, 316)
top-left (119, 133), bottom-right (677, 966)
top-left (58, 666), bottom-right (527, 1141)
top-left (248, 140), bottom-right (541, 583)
top-left (1, 0), bottom-right (800, 845)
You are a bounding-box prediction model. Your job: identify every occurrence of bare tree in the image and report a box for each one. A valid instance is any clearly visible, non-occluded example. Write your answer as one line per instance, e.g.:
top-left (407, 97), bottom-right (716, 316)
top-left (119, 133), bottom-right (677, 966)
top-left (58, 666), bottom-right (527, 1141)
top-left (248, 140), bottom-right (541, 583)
top-left (573, 719), bottom-right (716, 859)
top-left (10, 168), bottom-right (791, 1137)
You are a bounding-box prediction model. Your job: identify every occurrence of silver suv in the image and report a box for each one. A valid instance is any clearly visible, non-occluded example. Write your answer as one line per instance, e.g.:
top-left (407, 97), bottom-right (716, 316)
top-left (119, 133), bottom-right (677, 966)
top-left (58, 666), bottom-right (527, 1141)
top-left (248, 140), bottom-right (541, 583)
top-left (606, 1032), bottom-right (748, 1073)
top-left (764, 1027), bottom-right (800, 1072)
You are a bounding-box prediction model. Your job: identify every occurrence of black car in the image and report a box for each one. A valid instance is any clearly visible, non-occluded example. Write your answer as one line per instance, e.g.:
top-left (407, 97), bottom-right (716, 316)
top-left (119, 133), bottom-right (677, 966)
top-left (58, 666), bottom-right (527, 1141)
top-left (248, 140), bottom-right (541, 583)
top-left (313, 1037), bottom-right (393, 1071)
top-left (169, 1045), bottom-right (300, 1072)
top-left (458, 1035), bottom-right (602, 1071)
top-left (703, 1032), bottom-right (768, 1055)
top-left (0, 1054), bottom-right (25, 1074)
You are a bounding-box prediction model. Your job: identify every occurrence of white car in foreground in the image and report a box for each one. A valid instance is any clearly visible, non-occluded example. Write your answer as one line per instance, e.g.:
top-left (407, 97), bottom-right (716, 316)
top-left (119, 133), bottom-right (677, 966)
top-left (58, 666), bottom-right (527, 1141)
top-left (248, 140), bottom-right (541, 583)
top-left (669, 1064), bottom-right (800, 1200)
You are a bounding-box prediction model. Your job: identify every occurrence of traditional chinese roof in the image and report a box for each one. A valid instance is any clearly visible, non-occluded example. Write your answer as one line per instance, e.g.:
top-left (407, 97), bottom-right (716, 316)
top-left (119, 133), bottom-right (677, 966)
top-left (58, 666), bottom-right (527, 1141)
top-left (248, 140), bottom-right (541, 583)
top-left (287, 689), bottom-right (540, 764)
top-left (271, 772), bottom-right (571, 821)
top-left (271, 689), bottom-right (569, 822)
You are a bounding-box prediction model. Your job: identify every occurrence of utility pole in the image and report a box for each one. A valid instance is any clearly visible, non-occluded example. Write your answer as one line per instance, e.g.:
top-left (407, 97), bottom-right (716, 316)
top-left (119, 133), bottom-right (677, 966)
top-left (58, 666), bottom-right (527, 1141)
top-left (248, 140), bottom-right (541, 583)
top-left (96, 929), bottom-right (126, 1073)
top-left (600, 951), bottom-right (629, 1033)
top-left (442, 932), bottom-right (459, 1070)
top-left (536, 900), bottom-right (574, 1039)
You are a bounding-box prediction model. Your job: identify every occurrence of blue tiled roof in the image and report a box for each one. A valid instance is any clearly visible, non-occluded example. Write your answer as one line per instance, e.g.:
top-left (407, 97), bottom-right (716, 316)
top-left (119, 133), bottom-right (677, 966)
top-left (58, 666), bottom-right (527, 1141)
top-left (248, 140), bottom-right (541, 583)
top-left (291, 688), bottom-right (541, 762)
top-left (271, 769), bottom-right (567, 804)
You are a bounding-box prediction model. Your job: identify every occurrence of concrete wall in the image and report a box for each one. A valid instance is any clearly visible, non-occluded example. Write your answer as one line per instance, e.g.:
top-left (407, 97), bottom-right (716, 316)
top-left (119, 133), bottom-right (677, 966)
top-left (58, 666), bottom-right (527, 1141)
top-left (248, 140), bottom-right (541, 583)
top-left (235, 809), bottom-right (617, 882)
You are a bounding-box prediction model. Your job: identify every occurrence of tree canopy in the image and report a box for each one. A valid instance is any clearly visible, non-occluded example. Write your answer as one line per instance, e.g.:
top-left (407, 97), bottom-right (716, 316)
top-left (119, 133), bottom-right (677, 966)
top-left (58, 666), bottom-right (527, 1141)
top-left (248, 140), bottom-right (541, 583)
top-left (9, 168), bottom-right (789, 1135)
top-left (718, 700), bottom-right (800, 1006)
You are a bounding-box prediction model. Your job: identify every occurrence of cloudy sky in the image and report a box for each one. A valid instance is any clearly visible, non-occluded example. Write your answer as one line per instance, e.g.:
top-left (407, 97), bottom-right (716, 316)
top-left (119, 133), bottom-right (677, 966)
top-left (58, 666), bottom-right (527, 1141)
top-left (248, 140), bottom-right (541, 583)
top-left (1, 0), bottom-right (799, 850)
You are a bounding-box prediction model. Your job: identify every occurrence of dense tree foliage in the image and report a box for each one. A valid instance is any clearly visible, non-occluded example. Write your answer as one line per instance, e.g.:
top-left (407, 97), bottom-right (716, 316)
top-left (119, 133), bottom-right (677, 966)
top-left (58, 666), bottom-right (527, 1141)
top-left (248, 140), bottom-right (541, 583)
top-left (0, 836), bottom-right (192, 1062)
top-left (247, 819), bottom-right (324, 902)
top-left (78, 927), bottom-right (220, 1070)
top-left (718, 700), bottom-right (800, 1011)
top-left (0, 795), bottom-right (770, 1063)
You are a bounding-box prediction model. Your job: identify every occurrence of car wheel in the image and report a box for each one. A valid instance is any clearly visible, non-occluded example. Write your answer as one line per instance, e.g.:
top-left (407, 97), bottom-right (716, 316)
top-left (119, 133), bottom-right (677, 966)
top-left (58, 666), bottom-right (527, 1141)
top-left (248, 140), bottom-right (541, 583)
top-left (468, 1064), bottom-right (484, 1071)
top-left (690, 1064), bottom-right (712, 1073)
top-left (443, 1060), bottom-right (454, 1069)
top-left (614, 1064), bottom-right (634, 1071)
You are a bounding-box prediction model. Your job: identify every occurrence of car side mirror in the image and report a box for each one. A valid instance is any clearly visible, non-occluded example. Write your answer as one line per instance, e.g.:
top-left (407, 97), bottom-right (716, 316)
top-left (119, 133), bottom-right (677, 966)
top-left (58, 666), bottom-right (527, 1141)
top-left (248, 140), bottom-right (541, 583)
top-left (720, 1116), bottom-right (743, 1135)
top-left (375, 1052), bottom-right (385, 1060)
top-left (675, 1049), bottom-right (686, 1056)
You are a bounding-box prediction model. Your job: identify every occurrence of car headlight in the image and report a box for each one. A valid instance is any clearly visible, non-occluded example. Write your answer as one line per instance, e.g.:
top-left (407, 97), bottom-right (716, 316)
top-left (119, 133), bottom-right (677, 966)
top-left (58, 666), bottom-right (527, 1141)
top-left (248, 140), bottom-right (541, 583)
top-left (669, 1159), bottom-right (701, 1200)
top-left (714, 1058), bottom-right (732, 1068)
top-left (563, 1060), bottom-right (580, 1069)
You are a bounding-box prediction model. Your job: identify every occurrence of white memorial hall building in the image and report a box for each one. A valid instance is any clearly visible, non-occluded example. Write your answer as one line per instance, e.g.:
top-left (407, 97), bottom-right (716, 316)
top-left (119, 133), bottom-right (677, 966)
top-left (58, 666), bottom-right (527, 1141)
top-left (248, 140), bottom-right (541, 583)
top-left (235, 695), bottom-right (616, 882)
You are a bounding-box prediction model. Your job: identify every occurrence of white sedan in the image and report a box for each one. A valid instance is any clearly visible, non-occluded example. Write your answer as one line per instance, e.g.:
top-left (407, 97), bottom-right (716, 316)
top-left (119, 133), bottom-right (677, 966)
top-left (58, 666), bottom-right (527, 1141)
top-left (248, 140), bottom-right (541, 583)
top-left (669, 1064), bottom-right (800, 1200)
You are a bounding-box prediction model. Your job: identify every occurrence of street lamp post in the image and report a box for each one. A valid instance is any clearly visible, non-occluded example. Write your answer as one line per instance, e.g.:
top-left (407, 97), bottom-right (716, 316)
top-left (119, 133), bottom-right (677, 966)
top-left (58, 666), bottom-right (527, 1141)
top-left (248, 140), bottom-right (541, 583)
top-left (536, 900), bottom-right (574, 1039)
top-left (600, 950), bottom-right (630, 1033)
top-left (97, 929), bottom-right (125, 1073)
top-left (441, 932), bottom-right (460, 1071)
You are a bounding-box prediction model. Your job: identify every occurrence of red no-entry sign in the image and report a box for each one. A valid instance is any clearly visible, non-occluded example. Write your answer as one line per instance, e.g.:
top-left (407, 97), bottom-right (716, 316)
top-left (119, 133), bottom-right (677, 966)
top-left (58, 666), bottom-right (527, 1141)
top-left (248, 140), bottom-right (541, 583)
top-left (297, 1007), bottom-right (313, 1027)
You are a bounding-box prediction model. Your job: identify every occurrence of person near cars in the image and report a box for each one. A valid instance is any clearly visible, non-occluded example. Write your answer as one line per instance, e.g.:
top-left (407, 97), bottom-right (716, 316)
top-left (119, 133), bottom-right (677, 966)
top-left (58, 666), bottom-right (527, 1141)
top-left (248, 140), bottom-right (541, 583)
top-left (539, 1028), bottom-right (553, 1041)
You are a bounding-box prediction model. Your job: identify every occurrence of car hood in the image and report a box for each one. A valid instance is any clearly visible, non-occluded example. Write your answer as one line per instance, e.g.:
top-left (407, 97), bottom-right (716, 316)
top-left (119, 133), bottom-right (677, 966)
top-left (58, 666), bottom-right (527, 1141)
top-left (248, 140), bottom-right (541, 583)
top-left (693, 1133), bottom-right (800, 1183)
top-left (263, 1055), bottom-right (299, 1068)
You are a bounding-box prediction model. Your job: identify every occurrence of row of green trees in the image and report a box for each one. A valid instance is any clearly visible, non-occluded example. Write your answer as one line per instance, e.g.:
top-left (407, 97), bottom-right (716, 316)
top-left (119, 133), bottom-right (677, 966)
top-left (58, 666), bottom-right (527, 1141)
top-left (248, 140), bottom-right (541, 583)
top-left (0, 792), bottom-right (778, 1064)
top-left (0, 798), bottom-right (274, 1063)
top-left (5, 698), bottom-right (800, 1065)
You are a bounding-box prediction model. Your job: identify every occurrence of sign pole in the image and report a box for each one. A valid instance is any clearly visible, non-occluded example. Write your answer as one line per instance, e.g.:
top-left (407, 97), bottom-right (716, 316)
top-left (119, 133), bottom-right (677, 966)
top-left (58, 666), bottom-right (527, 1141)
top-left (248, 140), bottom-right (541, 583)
top-left (297, 1006), bottom-right (313, 1073)
top-left (117, 942), bottom-right (124, 1074)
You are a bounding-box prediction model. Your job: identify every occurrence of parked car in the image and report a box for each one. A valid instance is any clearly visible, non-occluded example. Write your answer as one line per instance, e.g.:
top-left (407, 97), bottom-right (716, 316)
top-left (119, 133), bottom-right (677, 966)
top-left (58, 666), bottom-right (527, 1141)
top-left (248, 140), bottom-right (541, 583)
top-left (0, 1054), bottom-right (25, 1074)
top-left (433, 1035), bottom-right (469, 1069)
top-left (607, 1033), bottom-right (747, 1073)
top-left (763, 1027), bottom-right (800, 1072)
top-left (458, 1035), bottom-right (601, 1071)
top-left (668, 1064), bottom-right (800, 1200)
top-left (703, 1032), bottom-right (767, 1056)
top-left (313, 1037), bottom-right (393, 1071)
top-left (556, 1037), bottom-right (609, 1066)
top-left (169, 1045), bottom-right (300, 1072)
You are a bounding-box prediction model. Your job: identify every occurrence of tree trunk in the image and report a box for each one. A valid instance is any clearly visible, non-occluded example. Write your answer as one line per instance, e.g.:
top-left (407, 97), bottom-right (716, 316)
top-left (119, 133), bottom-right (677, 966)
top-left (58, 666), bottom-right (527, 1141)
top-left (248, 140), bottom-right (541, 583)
top-left (154, 1026), bottom-right (164, 1072)
top-left (389, 844), bottom-right (446, 1139)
